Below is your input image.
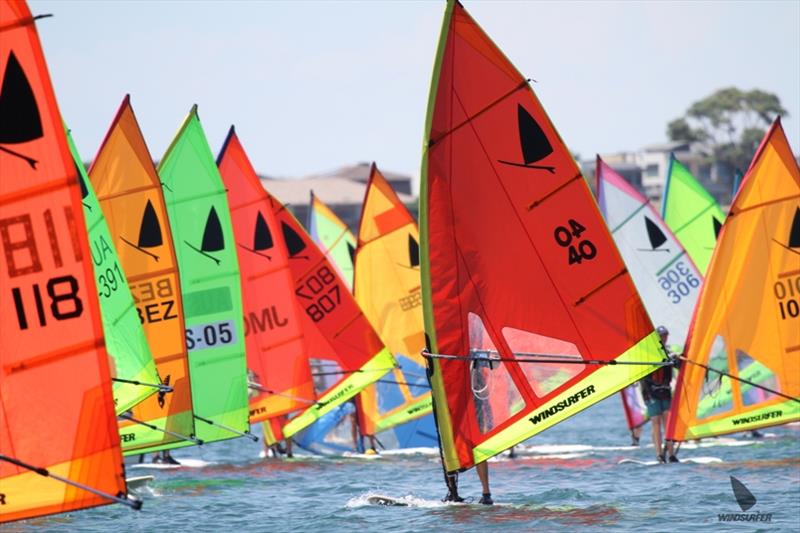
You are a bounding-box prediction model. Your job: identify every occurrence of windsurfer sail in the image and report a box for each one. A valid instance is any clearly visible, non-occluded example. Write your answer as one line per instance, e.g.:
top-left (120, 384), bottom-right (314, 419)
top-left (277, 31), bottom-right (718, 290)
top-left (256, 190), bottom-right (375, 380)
top-left (596, 156), bottom-right (702, 437)
top-left (354, 163), bottom-right (436, 449)
top-left (217, 127), bottom-right (316, 435)
top-left (264, 185), bottom-right (395, 438)
top-left (420, 0), bottom-right (665, 499)
top-left (218, 129), bottom-right (395, 440)
top-left (158, 107), bottom-right (252, 445)
top-left (0, 0), bottom-right (139, 520)
top-left (662, 154), bottom-right (726, 274)
top-left (666, 118), bottom-right (800, 444)
top-left (89, 96), bottom-right (199, 454)
top-left (67, 127), bottom-right (163, 415)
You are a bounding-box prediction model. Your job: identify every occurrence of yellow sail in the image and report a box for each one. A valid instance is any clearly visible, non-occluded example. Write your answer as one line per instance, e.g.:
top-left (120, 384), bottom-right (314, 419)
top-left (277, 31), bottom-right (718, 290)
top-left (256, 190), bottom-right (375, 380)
top-left (667, 118), bottom-right (800, 441)
top-left (354, 164), bottom-right (434, 445)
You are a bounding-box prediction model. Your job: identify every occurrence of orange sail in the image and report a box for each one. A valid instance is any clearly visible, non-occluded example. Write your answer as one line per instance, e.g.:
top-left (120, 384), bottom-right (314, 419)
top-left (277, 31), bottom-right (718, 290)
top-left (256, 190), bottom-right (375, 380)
top-left (420, 1), bottom-right (663, 475)
top-left (0, 0), bottom-right (129, 521)
top-left (217, 127), bottom-right (315, 423)
top-left (89, 96), bottom-right (197, 454)
top-left (667, 119), bottom-right (800, 442)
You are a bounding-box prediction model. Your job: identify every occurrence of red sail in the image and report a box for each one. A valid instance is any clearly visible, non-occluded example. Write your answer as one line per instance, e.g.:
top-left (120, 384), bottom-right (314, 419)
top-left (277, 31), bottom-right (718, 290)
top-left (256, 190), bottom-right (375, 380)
top-left (0, 0), bottom-right (125, 521)
top-left (217, 128), bottom-right (315, 423)
top-left (421, 1), bottom-right (662, 472)
top-left (254, 177), bottom-right (395, 437)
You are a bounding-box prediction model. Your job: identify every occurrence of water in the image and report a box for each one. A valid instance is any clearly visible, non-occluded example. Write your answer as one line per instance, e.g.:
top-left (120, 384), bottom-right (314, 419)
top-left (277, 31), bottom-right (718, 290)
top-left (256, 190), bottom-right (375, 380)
top-left (8, 399), bottom-right (800, 532)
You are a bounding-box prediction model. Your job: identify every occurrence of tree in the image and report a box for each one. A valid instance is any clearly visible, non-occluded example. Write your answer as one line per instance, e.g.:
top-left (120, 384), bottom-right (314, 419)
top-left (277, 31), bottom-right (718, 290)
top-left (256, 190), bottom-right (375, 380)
top-left (667, 87), bottom-right (787, 175)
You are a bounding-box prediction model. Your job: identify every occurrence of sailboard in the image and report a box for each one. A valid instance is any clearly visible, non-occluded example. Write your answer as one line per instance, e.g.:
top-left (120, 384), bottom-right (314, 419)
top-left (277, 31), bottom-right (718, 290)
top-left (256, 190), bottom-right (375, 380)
top-left (217, 127), bottom-right (315, 427)
top-left (596, 156), bottom-right (702, 432)
top-left (662, 155), bottom-right (726, 274)
top-left (89, 96), bottom-right (197, 454)
top-left (0, 1), bottom-right (135, 520)
top-left (666, 118), bottom-right (800, 443)
top-left (420, 1), bottom-right (664, 479)
top-left (67, 128), bottom-right (161, 414)
top-left (258, 178), bottom-right (396, 438)
top-left (354, 163), bottom-right (436, 448)
top-left (158, 107), bottom-right (250, 445)
top-left (308, 191), bottom-right (357, 291)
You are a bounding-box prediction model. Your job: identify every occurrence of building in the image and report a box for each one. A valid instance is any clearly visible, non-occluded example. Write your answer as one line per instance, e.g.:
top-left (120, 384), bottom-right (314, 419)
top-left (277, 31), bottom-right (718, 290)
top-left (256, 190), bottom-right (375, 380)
top-left (260, 162), bottom-right (416, 232)
top-left (581, 140), bottom-right (734, 207)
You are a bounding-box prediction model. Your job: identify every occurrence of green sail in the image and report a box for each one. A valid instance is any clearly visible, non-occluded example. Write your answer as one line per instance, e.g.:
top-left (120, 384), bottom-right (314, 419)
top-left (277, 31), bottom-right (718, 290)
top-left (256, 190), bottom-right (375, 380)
top-left (158, 106), bottom-right (250, 444)
top-left (65, 127), bottom-right (161, 414)
top-left (661, 155), bottom-right (726, 274)
top-left (308, 192), bottom-right (357, 291)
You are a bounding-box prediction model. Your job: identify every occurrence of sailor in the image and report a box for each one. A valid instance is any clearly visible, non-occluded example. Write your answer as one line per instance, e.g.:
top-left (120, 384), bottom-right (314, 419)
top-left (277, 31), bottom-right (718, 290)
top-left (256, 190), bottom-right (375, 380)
top-left (641, 326), bottom-right (679, 463)
top-left (472, 349), bottom-right (495, 504)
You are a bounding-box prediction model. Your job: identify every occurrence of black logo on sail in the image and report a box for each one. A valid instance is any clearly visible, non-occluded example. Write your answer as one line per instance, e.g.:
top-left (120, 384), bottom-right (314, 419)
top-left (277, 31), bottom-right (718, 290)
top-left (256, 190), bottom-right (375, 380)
top-left (240, 211), bottom-right (274, 260)
top-left (281, 221), bottom-right (308, 260)
top-left (638, 216), bottom-right (670, 253)
top-left (789, 207), bottom-right (800, 249)
top-left (712, 216), bottom-right (723, 240)
top-left (772, 207), bottom-right (800, 255)
top-left (408, 234), bottom-right (420, 267)
top-left (122, 199), bottom-right (163, 260)
top-left (0, 51), bottom-right (43, 169)
top-left (498, 104), bottom-right (555, 174)
top-left (347, 241), bottom-right (356, 265)
top-left (76, 161), bottom-right (91, 210)
top-left (186, 206), bottom-right (224, 264)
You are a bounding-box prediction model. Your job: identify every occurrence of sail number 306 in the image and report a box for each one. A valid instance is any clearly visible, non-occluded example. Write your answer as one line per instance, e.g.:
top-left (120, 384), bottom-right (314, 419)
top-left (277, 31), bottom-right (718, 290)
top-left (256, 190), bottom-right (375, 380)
top-left (658, 261), bottom-right (699, 304)
top-left (296, 266), bottom-right (341, 322)
top-left (554, 219), bottom-right (596, 265)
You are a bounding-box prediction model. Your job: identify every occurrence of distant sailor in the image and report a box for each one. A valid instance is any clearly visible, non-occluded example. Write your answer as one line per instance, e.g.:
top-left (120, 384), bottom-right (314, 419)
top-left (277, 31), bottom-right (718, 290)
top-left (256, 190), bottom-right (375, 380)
top-left (641, 326), bottom-right (679, 464)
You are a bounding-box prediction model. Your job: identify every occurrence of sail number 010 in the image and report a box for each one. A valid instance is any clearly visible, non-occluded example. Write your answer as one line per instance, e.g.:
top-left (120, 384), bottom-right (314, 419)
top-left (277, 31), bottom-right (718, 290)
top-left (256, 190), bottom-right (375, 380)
top-left (774, 276), bottom-right (800, 319)
top-left (554, 219), bottom-right (596, 265)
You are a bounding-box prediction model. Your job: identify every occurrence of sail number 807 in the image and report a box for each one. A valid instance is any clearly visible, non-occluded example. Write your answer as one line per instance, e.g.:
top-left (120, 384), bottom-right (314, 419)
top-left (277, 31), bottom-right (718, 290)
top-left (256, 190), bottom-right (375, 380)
top-left (296, 266), bottom-right (341, 322)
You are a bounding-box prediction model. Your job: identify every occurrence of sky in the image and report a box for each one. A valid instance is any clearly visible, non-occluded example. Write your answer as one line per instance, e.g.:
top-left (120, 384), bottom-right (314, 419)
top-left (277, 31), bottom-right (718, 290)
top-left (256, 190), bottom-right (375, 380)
top-left (32, 0), bottom-right (800, 183)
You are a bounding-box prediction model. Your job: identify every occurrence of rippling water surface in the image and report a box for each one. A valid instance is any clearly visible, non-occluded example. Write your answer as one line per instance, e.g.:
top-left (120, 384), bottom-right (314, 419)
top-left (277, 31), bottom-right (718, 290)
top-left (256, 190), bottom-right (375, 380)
top-left (8, 400), bottom-right (800, 532)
